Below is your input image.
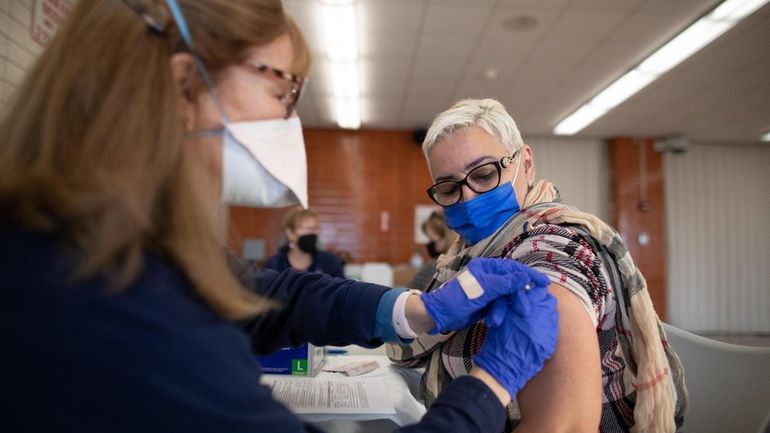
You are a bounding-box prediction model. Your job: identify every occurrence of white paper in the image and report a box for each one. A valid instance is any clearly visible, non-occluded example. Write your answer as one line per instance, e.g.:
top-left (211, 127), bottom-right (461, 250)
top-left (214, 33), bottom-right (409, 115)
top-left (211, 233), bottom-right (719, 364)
top-left (262, 376), bottom-right (395, 415)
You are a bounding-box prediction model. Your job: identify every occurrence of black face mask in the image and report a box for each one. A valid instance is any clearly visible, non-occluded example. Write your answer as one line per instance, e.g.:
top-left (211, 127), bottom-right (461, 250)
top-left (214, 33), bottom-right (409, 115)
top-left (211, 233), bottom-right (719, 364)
top-left (426, 241), bottom-right (440, 258)
top-left (297, 234), bottom-right (318, 254)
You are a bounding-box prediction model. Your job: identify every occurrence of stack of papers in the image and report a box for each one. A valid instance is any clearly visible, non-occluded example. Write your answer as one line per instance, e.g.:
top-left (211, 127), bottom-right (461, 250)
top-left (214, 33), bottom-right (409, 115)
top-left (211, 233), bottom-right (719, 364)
top-left (260, 355), bottom-right (426, 426)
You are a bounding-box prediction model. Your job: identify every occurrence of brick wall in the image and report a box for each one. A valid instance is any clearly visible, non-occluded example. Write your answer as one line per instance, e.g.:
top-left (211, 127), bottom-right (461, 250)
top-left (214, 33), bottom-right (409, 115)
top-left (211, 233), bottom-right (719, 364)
top-left (229, 128), bottom-right (435, 265)
top-left (609, 137), bottom-right (667, 319)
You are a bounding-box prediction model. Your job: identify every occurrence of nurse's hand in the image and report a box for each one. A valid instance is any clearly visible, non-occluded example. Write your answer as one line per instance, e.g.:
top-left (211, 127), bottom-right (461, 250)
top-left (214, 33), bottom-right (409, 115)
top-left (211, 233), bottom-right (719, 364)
top-left (419, 257), bottom-right (550, 334)
top-left (472, 275), bottom-right (559, 399)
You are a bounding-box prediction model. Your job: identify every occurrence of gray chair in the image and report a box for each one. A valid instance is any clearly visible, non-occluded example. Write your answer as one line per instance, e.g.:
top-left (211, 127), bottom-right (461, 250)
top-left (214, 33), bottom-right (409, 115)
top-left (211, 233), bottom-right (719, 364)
top-left (663, 323), bottom-right (770, 433)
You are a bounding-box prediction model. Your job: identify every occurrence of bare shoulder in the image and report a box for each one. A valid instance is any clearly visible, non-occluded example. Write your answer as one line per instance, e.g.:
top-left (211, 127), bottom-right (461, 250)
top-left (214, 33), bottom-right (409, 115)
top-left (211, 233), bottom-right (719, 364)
top-left (513, 282), bottom-right (602, 433)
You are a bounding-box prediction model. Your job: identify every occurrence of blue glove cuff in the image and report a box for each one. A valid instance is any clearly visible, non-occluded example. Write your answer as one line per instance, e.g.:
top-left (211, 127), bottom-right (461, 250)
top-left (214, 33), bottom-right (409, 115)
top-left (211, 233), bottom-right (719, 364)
top-left (374, 288), bottom-right (412, 343)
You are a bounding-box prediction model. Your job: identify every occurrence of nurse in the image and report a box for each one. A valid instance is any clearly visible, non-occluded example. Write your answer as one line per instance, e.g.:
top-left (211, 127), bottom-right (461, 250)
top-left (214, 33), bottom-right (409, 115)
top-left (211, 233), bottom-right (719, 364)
top-left (0, 1), bottom-right (558, 432)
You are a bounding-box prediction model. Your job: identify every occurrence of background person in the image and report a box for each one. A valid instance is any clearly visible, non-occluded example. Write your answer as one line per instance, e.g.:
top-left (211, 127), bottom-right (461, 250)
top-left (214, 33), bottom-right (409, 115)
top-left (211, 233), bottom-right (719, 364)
top-left (408, 210), bottom-right (457, 291)
top-left (264, 206), bottom-right (344, 278)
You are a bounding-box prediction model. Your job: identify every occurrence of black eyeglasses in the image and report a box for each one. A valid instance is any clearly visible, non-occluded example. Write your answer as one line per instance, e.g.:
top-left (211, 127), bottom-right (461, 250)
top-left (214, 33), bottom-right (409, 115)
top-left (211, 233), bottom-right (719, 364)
top-left (427, 153), bottom-right (518, 207)
top-left (242, 62), bottom-right (307, 119)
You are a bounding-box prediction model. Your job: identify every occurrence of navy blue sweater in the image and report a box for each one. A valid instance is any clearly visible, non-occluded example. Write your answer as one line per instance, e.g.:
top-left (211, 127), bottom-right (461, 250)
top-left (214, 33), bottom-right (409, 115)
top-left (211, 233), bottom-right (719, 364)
top-left (264, 246), bottom-right (345, 279)
top-left (0, 226), bottom-right (504, 433)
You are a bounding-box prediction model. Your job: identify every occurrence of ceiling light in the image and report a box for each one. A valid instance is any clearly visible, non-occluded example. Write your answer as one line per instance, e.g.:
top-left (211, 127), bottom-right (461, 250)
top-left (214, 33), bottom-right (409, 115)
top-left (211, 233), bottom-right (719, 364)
top-left (335, 98), bottom-right (361, 129)
top-left (760, 130), bottom-right (770, 142)
top-left (553, 105), bottom-right (607, 136)
top-left (331, 62), bottom-right (360, 100)
top-left (319, 1), bottom-right (362, 129)
top-left (590, 70), bottom-right (656, 111)
top-left (322, 4), bottom-right (358, 62)
top-left (554, 0), bottom-right (769, 136)
top-left (483, 68), bottom-right (499, 80)
top-left (636, 19), bottom-right (732, 75)
top-left (710, 0), bottom-right (768, 19)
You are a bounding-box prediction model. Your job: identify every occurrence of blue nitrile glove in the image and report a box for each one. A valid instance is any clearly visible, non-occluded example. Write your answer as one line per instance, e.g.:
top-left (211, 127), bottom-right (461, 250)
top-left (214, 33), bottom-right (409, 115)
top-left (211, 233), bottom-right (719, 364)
top-left (473, 279), bottom-right (559, 398)
top-left (421, 257), bottom-right (551, 334)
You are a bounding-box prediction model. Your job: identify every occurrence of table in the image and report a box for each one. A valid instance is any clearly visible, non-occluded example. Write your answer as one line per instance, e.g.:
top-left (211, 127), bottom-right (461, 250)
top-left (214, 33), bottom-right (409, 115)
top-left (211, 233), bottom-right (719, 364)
top-left (262, 355), bottom-right (426, 432)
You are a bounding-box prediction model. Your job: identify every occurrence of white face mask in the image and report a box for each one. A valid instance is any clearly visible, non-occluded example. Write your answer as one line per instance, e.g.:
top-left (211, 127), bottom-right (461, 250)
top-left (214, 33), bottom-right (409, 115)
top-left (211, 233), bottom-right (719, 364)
top-left (221, 116), bottom-right (308, 208)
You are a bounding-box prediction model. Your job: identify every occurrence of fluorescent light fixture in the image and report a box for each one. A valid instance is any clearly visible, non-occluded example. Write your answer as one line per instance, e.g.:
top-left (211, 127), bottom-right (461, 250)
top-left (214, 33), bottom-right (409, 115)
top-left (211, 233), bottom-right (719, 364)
top-left (760, 130), bottom-right (770, 142)
top-left (636, 19), bottom-right (731, 75)
top-left (330, 62), bottom-right (360, 100)
top-left (710, 0), bottom-right (768, 20)
top-left (335, 98), bottom-right (361, 129)
top-left (554, 0), bottom-right (769, 135)
top-left (590, 70), bottom-right (657, 110)
top-left (320, 1), bottom-right (362, 129)
top-left (553, 104), bottom-right (607, 136)
top-left (322, 4), bottom-right (358, 62)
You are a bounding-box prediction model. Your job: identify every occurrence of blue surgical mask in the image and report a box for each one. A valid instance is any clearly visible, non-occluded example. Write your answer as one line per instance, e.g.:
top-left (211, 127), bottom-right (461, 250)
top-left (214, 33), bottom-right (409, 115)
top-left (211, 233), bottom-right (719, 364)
top-left (444, 155), bottom-right (522, 245)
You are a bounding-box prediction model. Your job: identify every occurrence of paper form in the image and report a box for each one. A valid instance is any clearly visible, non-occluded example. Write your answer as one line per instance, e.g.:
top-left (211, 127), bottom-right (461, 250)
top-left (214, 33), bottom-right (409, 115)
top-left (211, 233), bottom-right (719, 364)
top-left (262, 376), bottom-right (395, 415)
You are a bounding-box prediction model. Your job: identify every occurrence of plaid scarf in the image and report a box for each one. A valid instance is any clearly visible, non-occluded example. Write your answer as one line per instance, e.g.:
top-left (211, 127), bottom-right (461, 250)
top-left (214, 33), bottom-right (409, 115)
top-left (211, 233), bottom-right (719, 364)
top-left (389, 179), bottom-right (687, 432)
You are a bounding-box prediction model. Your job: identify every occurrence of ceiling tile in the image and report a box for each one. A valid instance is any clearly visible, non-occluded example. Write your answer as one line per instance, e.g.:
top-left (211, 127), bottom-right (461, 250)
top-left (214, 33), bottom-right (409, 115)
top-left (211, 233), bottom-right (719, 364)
top-left (513, 66), bottom-right (572, 95)
top-left (358, 1), bottom-right (424, 37)
top-left (296, 94), bottom-right (318, 123)
top-left (422, 3), bottom-right (493, 38)
top-left (360, 59), bottom-right (411, 97)
top-left (362, 96), bottom-right (403, 129)
top-left (540, 10), bottom-right (628, 44)
top-left (400, 96), bottom-right (453, 129)
top-left (429, 0), bottom-right (498, 4)
top-left (283, 0), bottom-right (322, 34)
top-left (414, 36), bottom-right (476, 61)
top-left (464, 38), bottom-right (532, 83)
top-left (313, 97), bottom-right (340, 126)
top-left (638, 0), bottom-right (720, 14)
top-left (606, 11), bottom-right (699, 51)
top-left (525, 41), bottom-right (598, 68)
top-left (483, 6), bottom-right (560, 42)
top-left (359, 33), bottom-right (417, 61)
top-left (451, 75), bottom-right (505, 101)
top-left (579, 42), bottom-right (649, 78)
top-left (497, 0), bottom-right (571, 9)
top-left (567, 0), bottom-right (646, 12)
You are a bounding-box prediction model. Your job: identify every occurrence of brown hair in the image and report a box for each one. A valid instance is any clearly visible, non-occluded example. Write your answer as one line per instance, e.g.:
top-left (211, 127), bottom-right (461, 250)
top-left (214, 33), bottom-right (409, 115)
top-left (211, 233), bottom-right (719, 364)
top-left (421, 211), bottom-right (458, 247)
top-left (281, 206), bottom-right (319, 233)
top-left (0, 0), bottom-right (310, 319)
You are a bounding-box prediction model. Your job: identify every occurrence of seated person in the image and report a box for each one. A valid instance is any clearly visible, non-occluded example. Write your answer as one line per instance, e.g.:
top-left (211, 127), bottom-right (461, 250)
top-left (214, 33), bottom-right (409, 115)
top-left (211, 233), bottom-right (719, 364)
top-left (408, 210), bottom-right (457, 291)
top-left (388, 98), bottom-right (687, 433)
top-left (264, 206), bottom-right (344, 278)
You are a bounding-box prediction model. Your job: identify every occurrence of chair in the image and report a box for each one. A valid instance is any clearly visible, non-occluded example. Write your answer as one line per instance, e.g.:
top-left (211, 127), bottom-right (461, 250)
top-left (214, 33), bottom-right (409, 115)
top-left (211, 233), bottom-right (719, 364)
top-left (662, 323), bottom-right (770, 433)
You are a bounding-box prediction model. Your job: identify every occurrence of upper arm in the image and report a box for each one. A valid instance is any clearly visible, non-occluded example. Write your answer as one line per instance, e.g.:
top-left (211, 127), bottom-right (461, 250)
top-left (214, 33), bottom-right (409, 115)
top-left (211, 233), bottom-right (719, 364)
top-left (514, 282), bottom-right (602, 433)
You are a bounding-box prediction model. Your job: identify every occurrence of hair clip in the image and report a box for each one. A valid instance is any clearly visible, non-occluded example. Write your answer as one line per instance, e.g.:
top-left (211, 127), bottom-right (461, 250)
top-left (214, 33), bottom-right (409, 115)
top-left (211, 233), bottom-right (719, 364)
top-left (121, 0), bottom-right (171, 34)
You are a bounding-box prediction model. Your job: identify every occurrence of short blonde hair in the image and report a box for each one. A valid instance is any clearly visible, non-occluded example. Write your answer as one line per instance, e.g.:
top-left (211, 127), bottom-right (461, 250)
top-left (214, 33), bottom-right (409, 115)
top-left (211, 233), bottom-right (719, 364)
top-left (422, 98), bottom-right (524, 158)
top-left (281, 206), bottom-right (319, 233)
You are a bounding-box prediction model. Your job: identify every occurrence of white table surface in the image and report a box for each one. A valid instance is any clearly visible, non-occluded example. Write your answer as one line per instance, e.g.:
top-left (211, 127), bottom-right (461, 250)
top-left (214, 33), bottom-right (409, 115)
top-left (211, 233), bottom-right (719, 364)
top-left (263, 353), bottom-right (426, 431)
